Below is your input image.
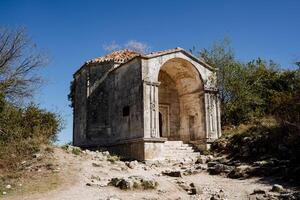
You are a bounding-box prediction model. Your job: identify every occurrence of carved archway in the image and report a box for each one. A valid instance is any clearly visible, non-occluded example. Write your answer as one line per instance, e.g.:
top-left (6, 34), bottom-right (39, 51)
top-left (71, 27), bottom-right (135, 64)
top-left (157, 58), bottom-right (206, 142)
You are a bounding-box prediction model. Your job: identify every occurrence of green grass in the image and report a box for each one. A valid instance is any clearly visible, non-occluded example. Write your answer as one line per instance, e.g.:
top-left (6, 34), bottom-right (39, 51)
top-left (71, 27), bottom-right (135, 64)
top-left (107, 155), bottom-right (120, 163)
top-left (71, 148), bottom-right (82, 155)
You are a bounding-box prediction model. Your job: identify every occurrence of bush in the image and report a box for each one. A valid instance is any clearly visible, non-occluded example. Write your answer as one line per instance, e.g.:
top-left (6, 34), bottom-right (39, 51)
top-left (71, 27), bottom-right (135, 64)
top-left (107, 155), bottom-right (120, 163)
top-left (200, 40), bottom-right (300, 126)
top-left (71, 148), bottom-right (82, 155)
top-left (0, 100), bottom-right (62, 170)
top-left (212, 118), bottom-right (300, 162)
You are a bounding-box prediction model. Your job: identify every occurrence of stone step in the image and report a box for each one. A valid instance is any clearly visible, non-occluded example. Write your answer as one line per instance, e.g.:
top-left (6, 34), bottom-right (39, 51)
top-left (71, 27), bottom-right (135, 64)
top-left (163, 141), bottom-right (200, 161)
top-left (164, 148), bottom-right (195, 153)
top-left (164, 158), bottom-right (198, 163)
top-left (164, 152), bottom-right (200, 157)
top-left (164, 158), bottom-right (196, 163)
top-left (164, 146), bottom-right (193, 151)
top-left (164, 145), bottom-right (190, 149)
top-left (164, 141), bottom-right (183, 146)
top-left (164, 151), bottom-right (195, 155)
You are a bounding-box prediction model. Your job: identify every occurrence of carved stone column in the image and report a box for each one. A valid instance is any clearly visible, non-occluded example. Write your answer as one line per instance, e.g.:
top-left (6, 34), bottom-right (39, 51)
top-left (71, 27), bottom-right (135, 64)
top-left (143, 80), bottom-right (160, 138)
top-left (204, 86), bottom-right (221, 141)
top-left (216, 94), bottom-right (222, 138)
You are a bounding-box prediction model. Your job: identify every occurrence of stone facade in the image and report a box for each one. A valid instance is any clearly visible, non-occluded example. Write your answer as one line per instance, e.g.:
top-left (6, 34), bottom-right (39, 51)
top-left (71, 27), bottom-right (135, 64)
top-left (71, 48), bottom-right (221, 160)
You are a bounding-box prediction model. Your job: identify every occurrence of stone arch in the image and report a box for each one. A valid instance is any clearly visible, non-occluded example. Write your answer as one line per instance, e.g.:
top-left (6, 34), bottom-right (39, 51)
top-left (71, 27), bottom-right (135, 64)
top-left (157, 57), bottom-right (206, 142)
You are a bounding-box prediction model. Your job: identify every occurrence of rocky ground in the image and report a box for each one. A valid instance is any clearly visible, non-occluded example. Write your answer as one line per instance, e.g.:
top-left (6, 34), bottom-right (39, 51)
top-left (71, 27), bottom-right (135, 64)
top-left (1, 146), bottom-right (299, 200)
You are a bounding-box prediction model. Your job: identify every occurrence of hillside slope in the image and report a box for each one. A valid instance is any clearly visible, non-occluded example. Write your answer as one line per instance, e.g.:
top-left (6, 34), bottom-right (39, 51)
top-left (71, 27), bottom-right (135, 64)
top-left (2, 146), bottom-right (299, 200)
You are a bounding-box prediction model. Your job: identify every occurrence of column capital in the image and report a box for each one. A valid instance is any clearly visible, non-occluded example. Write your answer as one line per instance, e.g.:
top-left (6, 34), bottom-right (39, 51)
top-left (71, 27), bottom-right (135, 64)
top-left (204, 85), bottom-right (218, 93)
top-left (143, 80), bottom-right (161, 86)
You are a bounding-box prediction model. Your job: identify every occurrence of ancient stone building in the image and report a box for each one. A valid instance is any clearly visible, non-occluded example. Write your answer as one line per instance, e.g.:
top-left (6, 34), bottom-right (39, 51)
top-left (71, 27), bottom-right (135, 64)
top-left (71, 48), bottom-right (221, 160)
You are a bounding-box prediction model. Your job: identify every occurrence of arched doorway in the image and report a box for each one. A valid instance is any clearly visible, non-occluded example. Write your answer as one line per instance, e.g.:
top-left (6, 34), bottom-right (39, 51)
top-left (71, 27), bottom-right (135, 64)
top-left (159, 112), bottom-right (162, 137)
top-left (158, 58), bottom-right (205, 142)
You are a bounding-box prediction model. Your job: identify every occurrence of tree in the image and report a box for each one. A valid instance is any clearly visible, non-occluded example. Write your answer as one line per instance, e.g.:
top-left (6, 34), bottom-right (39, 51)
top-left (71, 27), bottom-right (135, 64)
top-left (198, 39), bottom-right (300, 126)
top-left (0, 28), bottom-right (62, 170)
top-left (199, 38), bottom-right (236, 105)
top-left (0, 27), bottom-right (46, 103)
top-left (199, 38), bottom-right (252, 125)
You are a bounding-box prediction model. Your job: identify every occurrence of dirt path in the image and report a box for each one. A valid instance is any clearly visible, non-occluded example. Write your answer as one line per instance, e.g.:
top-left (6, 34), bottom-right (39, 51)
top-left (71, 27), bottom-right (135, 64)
top-left (4, 147), bottom-right (284, 200)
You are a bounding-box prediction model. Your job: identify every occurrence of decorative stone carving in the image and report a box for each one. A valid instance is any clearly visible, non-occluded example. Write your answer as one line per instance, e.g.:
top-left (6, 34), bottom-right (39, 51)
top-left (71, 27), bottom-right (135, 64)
top-left (204, 85), bottom-right (221, 141)
top-left (144, 80), bottom-right (160, 138)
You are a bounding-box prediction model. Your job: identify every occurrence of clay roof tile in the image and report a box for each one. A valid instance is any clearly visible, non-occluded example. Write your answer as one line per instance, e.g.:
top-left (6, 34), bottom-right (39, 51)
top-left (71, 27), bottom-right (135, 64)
top-left (85, 49), bottom-right (140, 65)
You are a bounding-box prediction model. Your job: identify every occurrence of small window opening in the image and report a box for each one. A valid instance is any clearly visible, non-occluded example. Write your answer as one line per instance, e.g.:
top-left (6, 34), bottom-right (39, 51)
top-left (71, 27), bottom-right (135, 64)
top-left (123, 106), bottom-right (130, 116)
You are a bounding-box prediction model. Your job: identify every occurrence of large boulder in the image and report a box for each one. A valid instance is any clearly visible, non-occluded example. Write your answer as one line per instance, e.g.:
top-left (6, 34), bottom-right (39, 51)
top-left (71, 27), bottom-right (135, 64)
top-left (271, 184), bottom-right (284, 193)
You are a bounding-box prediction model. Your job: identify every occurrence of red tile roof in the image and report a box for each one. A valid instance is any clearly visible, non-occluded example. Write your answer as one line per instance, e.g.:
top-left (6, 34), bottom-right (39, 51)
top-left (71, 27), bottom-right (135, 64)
top-left (86, 49), bottom-right (140, 65)
top-left (74, 47), bottom-right (213, 76)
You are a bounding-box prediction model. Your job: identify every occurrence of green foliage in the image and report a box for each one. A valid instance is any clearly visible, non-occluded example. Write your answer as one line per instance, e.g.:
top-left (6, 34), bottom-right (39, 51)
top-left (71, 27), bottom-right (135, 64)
top-left (107, 155), bottom-right (120, 163)
top-left (200, 39), bottom-right (300, 126)
top-left (269, 69), bottom-right (300, 130)
top-left (0, 27), bottom-right (63, 172)
top-left (68, 80), bottom-right (75, 108)
top-left (212, 119), bottom-right (300, 164)
top-left (0, 99), bottom-right (62, 170)
top-left (71, 148), bottom-right (82, 155)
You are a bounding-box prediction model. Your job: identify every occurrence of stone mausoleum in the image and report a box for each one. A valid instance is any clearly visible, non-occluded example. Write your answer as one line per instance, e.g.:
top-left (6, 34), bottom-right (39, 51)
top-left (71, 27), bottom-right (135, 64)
top-left (71, 48), bottom-right (221, 161)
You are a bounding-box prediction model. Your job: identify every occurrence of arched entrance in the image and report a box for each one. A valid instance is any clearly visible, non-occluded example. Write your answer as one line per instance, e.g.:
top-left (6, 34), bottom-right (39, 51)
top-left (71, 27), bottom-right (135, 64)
top-left (158, 58), bottom-right (205, 142)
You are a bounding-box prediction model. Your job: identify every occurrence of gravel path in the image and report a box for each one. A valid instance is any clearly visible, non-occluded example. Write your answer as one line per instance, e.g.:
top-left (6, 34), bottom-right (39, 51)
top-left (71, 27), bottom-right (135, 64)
top-left (6, 147), bottom-right (279, 200)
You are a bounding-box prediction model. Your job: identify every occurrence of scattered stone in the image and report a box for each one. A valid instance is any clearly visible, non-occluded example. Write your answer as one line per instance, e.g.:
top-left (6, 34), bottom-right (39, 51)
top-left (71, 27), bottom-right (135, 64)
top-left (183, 169), bottom-right (201, 176)
top-left (105, 195), bottom-right (121, 200)
top-left (32, 153), bottom-right (42, 158)
top-left (196, 164), bottom-right (207, 170)
top-left (206, 155), bottom-right (214, 161)
top-left (252, 188), bottom-right (266, 195)
top-left (228, 165), bottom-right (251, 179)
top-left (5, 185), bottom-right (11, 189)
top-left (177, 181), bottom-right (190, 191)
top-left (92, 162), bottom-right (103, 167)
top-left (158, 189), bottom-right (167, 194)
top-left (195, 155), bottom-right (208, 164)
top-left (208, 164), bottom-right (234, 175)
top-left (210, 190), bottom-right (226, 200)
top-left (52, 168), bottom-right (60, 173)
top-left (102, 151), bottom-right (110, 156)
top-left (2, 191), bottom-right (7, 195)
top-left (142, 166), bottom-right (150, 171)
top-left (86, 183), bottom-right (92, 186)
top-left (109, 178), bottom-right (131, 190)
top-left (162, 170), bottom-right (182, 177)
top-left (271, 184), bottom-right (284, 193)
top-left (207, 161), bottom-right (219, 168)
top-left (126, 160), bottom-right (139, 169)
top-left (109, 176), bottom-right (158, 190)
top-left (190, 183), bottom-right (203, 195)
top-left (110, 167), bottom-right (121, 172)
top-left (177, 181), bottom-right (202, 195)
top-left (253, 160), bottom-right (268, 167)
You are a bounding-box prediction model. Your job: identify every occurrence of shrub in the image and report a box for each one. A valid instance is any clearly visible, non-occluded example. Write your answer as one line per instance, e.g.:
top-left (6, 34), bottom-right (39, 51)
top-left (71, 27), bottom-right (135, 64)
top-left (71, 148), bottom-right (82, 155)
top-left (0, 101), bottom-right (62, 171)
top-left (107, 155), bottom-right (120, 163)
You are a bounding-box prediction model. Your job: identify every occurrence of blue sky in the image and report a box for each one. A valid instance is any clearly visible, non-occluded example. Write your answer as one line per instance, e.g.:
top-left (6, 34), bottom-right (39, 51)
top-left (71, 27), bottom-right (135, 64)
top-left (0, 0), bottom-right (299, 144)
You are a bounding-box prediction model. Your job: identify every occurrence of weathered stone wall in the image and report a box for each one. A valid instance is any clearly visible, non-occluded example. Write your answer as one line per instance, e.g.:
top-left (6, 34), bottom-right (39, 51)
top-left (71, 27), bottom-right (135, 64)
top-left (84, 58), bottom-right (144, 146)
top-left (73, 69), bottom-right (88, 146)
top-left (109, 59), bottom-right (144, 142)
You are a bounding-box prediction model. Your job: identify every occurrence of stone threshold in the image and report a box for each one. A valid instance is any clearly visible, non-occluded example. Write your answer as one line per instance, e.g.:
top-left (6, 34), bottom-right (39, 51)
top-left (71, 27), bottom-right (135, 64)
top-left (77, 137), bottom-right (168, 148)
